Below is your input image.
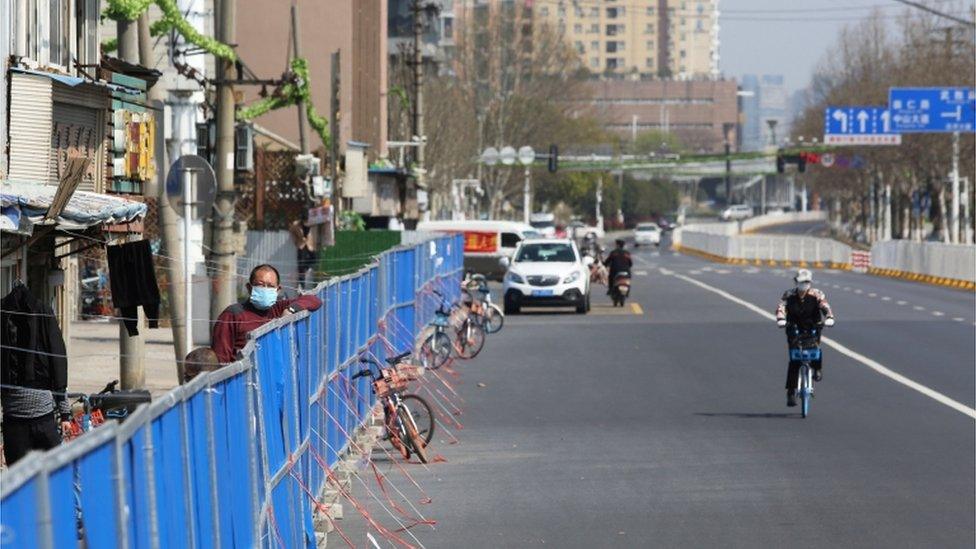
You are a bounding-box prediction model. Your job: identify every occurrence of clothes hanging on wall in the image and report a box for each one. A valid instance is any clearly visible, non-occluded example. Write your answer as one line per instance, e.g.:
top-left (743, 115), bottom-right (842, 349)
top-left (0, 283), bottom-right (70, 421)
top-left (106, 239), bottom-right (161, 336)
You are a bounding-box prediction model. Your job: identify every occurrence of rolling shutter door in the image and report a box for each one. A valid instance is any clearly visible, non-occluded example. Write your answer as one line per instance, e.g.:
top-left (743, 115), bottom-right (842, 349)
top-left (50, 102), bottom-right (103, 193)
top-left (7, 74), bottom-right (53, 183)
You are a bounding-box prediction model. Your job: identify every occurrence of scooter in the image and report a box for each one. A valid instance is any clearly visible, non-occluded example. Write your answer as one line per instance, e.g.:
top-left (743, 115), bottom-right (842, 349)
top-left (611, 271), bottom-right (631, 307)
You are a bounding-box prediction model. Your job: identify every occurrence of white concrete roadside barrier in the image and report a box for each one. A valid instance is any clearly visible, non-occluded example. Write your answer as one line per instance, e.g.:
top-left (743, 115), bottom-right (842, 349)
top-left (741, 210), bottom-right (827, 233)
top-left (869, 240), bottom-right (976, 290)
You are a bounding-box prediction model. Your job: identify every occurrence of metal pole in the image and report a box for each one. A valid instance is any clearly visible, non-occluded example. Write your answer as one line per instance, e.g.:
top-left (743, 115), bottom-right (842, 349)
top-left (211, 0), bottom-right (237, 320)
top-left (951, 131), bottom-right (960, 243)
top-left (523, 167), bottom-right (531, 224)
top-left (760, 175), bottom-right (766, 215)
top-left (183, 169), bottom-right (194, 352)
top-left (291, 4), bottom-right (309, 154)
top-left (413, 0), bottom-right (426, 194)
top-left (596, 176), bottom-right (604, 231)
top-left (724, 140), bottom-right (731, 204)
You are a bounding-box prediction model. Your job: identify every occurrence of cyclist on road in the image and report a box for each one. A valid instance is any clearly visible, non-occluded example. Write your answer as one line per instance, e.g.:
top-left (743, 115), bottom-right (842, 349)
top-left (603, 239), bottom-right (632, 293)
top-left (775, 269), bottom-right (835, 407)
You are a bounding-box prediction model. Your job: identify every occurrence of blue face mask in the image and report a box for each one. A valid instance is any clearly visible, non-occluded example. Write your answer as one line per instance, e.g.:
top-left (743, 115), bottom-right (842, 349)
top-left (250, 286), bottom-right (279, 310)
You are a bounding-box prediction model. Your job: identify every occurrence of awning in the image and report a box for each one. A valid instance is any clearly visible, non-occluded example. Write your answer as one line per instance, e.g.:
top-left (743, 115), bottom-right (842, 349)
top-left (10, 67), bottom-right (143, 96)
top-left (1, 181), bottom-right (147, 232)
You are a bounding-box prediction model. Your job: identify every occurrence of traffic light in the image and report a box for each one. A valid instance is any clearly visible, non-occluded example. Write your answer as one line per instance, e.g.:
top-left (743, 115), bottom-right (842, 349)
top-left (548, 144), bottom-right (558, 173)
top-left (798, 154), bottom-right (806, 173)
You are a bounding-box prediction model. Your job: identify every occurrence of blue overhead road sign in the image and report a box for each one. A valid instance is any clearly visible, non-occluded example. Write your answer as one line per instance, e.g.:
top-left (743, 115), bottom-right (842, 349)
top-left (889, 87), bottom-right (975, 133)
top-left (823, 106), bottom-right (901, 145)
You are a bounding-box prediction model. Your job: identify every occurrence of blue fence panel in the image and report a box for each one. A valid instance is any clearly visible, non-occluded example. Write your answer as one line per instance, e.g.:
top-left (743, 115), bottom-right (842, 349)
top-left (122, 425), bottom-right (153, 549)
top-left (211, 371), bottom-right (257, 549)
top-left (151, 403), bottom-right (193, 549)
top-left (0, 235), bottom-right (464, 549)
top-left (2, 477), bottom-right (41, 549)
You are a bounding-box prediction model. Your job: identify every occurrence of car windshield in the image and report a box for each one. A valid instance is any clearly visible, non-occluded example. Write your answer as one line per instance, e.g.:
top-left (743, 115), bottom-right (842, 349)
top-left (515, 243), bottom-right (576, 262)
top-left (530, 221), bottom-right (555, 229)
top-left (636, 224), bottom-right (658, 231)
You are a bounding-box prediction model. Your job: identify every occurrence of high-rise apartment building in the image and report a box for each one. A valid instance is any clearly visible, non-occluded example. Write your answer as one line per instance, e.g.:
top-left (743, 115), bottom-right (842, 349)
top-left (533, 0), bottom-right (719, 79)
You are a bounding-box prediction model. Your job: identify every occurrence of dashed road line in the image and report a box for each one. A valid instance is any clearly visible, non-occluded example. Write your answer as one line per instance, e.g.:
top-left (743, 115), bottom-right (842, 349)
top-left (882, 296), bottom-right (891, 301)
top-left (868, 292), bottom-right (877, 297)
top-left (668, 271), bottom-right (976, 420)
top-left (953, 317), bottom-right (966, 322)
top-left (897, 300), bottom-right (908, 305)
top-left (913, 305), bottom-right (926, 311)
top-left (932, 311), bottom-right (945, 317)
top-left (854, 289), bottom-right (863, 294)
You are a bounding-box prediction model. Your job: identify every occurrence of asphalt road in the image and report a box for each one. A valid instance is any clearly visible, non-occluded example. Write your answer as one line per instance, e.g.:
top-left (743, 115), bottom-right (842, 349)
top-left (335, 240), bottom-right (975, 548)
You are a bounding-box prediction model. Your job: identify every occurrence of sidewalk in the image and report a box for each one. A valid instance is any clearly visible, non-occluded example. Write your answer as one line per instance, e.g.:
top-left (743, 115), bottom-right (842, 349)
top-left (68, 321), bottom-right (181, 397)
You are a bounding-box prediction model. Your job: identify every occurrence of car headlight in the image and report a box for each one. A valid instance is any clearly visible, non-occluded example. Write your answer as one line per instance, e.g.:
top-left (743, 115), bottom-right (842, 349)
top-left (563, 271), bottom-right (581, 284)
top-left (507, 271), bottom-right (525, 284)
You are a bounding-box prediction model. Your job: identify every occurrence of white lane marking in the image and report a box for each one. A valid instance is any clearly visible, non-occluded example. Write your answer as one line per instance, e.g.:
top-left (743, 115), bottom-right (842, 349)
top-left (715, 269), bottom-right (731, 274)
top-left (651, 252), bottom-right (660, 257)
top-left (701, 266), bottom-right (714, 272)
top-left (953, 317), bottom-right (966, 322)
top-left (744, 268), bottom-right (761, 274)
top-left (897, 300), bottom-right (907, 305)
top-left (843, 286), bottom-right (852, 291)
top-left (689, 270), bottom-right (702, 275)
top-left (854, 289), bottom-right (863, 294)
top-left (913, 305), bottom-right (925, 311)
top-left (669, 272), bottom-right (976, 420)
top-left (868, 292), bottom-right (877, 297)
top-left (635, 270), bottom-right (649, 276)
top-left (881, 296), bottom-right (891, 301)
top-left (932, 311), bottom-right (944, 317)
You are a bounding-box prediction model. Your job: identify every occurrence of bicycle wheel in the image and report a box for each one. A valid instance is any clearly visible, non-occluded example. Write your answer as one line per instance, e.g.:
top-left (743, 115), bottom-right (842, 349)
top-left (455, 319), bottom-right (486, 359)
top-left (420, 331), bottom-right (452, 370)
top-left (399, 402), bottom-right (429, 464)
top-left (385, 405), bottom-right (411, 459)
top-left (401, 394), bottom-right (435, 446)
top-left (800, 365), bottom-right (810, 418)
top-left (484, 303), bottom-right (505, 334)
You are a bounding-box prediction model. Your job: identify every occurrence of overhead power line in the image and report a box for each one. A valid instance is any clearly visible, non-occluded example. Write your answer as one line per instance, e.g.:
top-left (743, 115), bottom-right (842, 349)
top-left (887, 0), bottom-right (976, 26)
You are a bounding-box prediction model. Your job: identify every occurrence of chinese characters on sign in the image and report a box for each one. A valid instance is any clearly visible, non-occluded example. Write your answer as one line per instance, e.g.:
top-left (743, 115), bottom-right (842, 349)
top-left (889, 88), bottom-right (975, 133)
top-left (463, 231), bottom-right (498, 253)
top-left (823, 106), bottom-right (901, 145)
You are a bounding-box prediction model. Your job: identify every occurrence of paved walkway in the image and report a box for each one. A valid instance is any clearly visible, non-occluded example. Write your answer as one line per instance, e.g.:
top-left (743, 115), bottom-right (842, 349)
top-left (68, 320), bottom-right (180, 396)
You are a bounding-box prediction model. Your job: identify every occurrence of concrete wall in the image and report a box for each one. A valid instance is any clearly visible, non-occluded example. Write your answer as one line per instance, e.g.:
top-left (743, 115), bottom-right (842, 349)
top-left (870, 241), bottom-right (976, 283)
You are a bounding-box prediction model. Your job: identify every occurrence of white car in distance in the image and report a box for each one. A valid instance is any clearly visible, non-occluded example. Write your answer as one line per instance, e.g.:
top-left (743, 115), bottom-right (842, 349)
top-left (500, 239), bottom-right (592, 315)
top-left (633, 222), bottom-right (661, 246)
top-left (720, 204), bottom-right (753, 221)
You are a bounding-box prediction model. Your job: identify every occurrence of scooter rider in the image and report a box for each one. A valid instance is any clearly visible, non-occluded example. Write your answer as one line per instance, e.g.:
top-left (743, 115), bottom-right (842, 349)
top-left (603, 239), bottom-right (633, 293)
top-left (775, 269), bottom-right (835, 407)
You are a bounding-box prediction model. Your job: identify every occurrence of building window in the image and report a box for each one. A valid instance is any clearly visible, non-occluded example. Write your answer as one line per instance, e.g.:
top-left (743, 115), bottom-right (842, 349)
top-left (607, 58), bottom-right (620, 70)
top-left (681, 17), bottom-right (686, 27)
top-left (591, 57), bottom-right (600, 68)
top-left (646, 7), bottom-right (655, 16)
top-left (606, 41), bottom-right (617, 53)
top-left (646, 58), bottom-right (654, 68)
top-left (575, 7), bottom-right (584, 17)
top-left (646, 40), bottom-right (654, 50)
top-left (442, 16), bottom-right (453, 39)
top-left (696, 20), bottom-right (705, 32)
top-left (575, 41), bottom-right (585, 54)
top-left (589, 23), bottom-right (599, 33)
top-left (558, 6), bottom-right (565, 17)
top-left (618, 41), bottom-right (625, 51)
top-left (574, 24), bottom-right (583, 33)
top-left (644, 23), bottom-right (654, 34)
top-left (680, 50), bottom-right (686, 59)
top-left (590, 7), bottom-right (599, 17)
top-left (680, 32), bottom-right (687, 41)
top-left (606, 7), bottom-right (617, 18)
top-left (540, 6), bottom-right (548, 16)
top-left (591, 40), bottom-right (599, 50)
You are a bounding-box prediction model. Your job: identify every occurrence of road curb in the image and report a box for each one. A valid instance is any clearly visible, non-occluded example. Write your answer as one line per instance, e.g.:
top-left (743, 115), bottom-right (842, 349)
top-left (866, 267), bottom-right (976, 292)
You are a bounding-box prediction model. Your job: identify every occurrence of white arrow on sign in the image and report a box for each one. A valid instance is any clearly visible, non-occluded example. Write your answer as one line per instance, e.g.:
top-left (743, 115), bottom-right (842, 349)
top-left (832, 109), bottom-right (848, 133)
top-left (856, 110), bottom-right (869, 133)
top-left (880, 110), bottom-right (891, 132)
top-left (941, 106), bottom-right (962, 121)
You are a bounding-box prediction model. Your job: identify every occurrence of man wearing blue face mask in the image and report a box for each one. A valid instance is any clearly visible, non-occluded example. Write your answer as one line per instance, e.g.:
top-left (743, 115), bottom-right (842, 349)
top-left (211, 264), bottom-right (323, 363)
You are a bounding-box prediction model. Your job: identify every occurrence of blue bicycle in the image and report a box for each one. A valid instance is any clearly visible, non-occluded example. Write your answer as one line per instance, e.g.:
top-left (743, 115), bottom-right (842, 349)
top-left (788, 328), bottom-right (822, 418)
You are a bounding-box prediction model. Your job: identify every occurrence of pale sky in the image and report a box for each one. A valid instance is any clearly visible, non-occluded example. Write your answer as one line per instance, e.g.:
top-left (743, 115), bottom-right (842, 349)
top-left (718, 0), bottom-right (927, 92)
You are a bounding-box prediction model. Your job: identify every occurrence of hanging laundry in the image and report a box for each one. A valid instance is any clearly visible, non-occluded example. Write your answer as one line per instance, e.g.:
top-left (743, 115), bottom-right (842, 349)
top-left (106, 239), bottom-right (161, 336)
top-left (1, 283), bottom-right (70, 465)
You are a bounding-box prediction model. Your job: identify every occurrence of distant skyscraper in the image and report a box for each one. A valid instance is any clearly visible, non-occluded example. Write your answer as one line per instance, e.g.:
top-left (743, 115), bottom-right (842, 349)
top-left (740, 73), bottom-right (788, 151)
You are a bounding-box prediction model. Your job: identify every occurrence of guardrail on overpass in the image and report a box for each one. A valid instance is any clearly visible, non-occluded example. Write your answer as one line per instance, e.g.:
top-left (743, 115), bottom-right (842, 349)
top-left (0, 234), bottom-right (464, 549)
top-left (869, 240), bottom-right (976, 290)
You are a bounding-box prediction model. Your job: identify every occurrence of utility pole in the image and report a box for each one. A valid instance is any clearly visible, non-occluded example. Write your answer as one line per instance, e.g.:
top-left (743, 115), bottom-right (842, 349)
top-left (951, 131), bottom-right (960, 243)
top-left (118, 15), bottom-right (143, 389)
top-left (291, 4), bottom-right (309, 155)
top-left (329, 50), bottom-right (341, 220)
top-left (412, 0), bottom-right (426, 196)
top-left (595, 176), bottom-right (604, 231)
top-left (211, 0), bottom-right (237, 321)
top-left (140, 13), bottom-right (189, 380)
top-left (522, 167), bottom-right (531, 224)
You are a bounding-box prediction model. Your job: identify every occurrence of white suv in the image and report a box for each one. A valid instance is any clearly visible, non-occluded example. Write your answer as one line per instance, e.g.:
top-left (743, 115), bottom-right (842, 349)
top-left (633, 222), bottom-right (661, 246)
top-left (501, 239), bottom-right (591, 315)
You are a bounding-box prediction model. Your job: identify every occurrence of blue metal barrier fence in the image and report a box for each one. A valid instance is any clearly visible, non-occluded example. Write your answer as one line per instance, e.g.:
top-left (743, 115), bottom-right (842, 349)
top-left (0, 234), bottom-right (464, 549)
